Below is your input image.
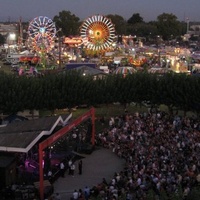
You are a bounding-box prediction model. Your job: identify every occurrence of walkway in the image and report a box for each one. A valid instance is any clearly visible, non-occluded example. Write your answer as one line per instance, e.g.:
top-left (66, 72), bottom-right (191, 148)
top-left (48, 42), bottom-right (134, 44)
top-left (52, 147), bottom-right (125, 200)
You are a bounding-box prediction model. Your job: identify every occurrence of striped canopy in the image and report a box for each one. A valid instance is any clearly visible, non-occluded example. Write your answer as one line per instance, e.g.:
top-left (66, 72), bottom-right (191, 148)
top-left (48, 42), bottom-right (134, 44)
top-left (113, 66), bottom-right (137, 75)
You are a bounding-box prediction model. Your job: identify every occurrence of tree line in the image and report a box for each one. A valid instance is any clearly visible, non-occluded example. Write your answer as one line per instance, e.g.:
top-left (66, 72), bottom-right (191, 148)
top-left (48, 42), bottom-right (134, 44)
top-left (53, 11), bottom-right (187, 42)
top-left (0, 71), bottom-right (200, 115)
top-left (0, 11), bottom-right (188, 46)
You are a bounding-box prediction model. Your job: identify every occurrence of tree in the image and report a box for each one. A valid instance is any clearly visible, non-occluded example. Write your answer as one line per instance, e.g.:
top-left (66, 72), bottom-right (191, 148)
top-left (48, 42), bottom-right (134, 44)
top-left (127, 13), bottom-right (144, 25)
top-left (0, 34), bottom-right (6, 45)
top-left (53, 11), bottom-right (81, 36)
top-left (156, 13), bottom-right (182, 40)
top-left (126, 13), bottom-right (152, 38)
top-left (106, 14), bottom-right (127, 35)
top-left (127, 23), bottom-right (158, 38)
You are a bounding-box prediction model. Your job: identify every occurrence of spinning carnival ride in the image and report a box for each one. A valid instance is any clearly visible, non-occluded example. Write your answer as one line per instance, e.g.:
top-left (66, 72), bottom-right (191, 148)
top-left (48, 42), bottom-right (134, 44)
top-left (28, 16), bottom-right (57, 68)
top-left (80, 15), bottom-right (115, 52)
top-left (28, 16), bottom-right (56, 52)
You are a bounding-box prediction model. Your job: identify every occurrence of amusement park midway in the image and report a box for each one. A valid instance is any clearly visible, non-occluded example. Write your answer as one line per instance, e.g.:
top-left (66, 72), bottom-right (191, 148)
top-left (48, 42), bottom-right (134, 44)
top-left (52, 147), bottom-right (125, 200)
top-left (1, 12), bottom-right (200, 77)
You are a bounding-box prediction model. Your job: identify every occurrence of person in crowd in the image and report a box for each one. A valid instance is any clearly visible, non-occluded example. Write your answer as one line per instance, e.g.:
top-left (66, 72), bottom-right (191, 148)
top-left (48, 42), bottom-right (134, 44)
top-left (84, 186), bottom-right (90, 200)
top-left (78, 160), bottom-right (83, 175)
top-left (53, 193), bottom-right (61, 200)
top-left (72, 189), bottom-right (79, 200)
top-left (70, 162), bottom-right (76, 177)
top-left (60, 161), bottom-right (65, 178)
top-left (47, 169), bottom-right (53, 182)
top-left (78, 188), bottom-right (84, 200)
top-left (68, 159), bottom-right (72, 175)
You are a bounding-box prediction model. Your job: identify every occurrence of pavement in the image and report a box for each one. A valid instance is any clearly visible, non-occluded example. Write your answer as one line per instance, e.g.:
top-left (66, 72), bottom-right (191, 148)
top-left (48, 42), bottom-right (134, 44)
top-left (52, 147), bottom-right (125, 200)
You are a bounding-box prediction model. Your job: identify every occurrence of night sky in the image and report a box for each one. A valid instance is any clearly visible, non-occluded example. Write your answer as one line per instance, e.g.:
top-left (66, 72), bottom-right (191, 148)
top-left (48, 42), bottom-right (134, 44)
top-left (0, 0), bottom-right (199, 22)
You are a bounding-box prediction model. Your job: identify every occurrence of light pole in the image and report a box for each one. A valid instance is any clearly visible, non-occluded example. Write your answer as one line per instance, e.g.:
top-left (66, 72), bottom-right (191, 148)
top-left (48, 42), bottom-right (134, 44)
top-left (58, 36), bottom-right (62, 69)
top-left (8, 33), bottom-right (16, 43)
top-left (57, 28), bottom-right (62, 69)
top-left (7, 33), bottom-right (16, 53)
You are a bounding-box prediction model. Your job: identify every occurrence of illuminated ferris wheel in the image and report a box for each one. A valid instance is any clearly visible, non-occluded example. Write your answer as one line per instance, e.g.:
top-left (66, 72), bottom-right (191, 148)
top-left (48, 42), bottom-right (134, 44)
top-left (80, 15), bottom-right (115, 51)
top-left (28, 16), bottom-right (56, 52)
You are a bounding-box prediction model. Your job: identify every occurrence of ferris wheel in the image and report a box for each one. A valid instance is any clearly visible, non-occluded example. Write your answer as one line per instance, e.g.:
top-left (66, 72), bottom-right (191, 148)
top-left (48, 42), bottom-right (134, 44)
top-left (28, 16), bottom-right (56, 52)
top-left (80, 15), bottom-right (115, 51)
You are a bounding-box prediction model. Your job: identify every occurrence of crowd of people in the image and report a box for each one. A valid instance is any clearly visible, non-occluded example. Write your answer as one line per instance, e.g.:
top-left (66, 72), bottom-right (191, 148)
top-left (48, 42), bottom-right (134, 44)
top-left (69, 110), bottom-right (200, 200)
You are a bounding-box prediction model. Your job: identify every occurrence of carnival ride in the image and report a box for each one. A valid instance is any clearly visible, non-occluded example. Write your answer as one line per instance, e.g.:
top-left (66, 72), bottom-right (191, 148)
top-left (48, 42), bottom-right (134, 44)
top-left (80, 15), bottom-right (115, 54)
top-left (27, 16), bottom-right (57, 72)
top-left (28, 16), bottom-right (56, 52)
top-left (19, 55), bottom-right (40, 65)
top-left (129, 56), bottom-right (147, 67)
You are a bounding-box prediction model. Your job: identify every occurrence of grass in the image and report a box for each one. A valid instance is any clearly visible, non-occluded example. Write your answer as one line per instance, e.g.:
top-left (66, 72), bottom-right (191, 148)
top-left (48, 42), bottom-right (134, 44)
top-left (44, 103), bottom-right (197, 133)
top-left (43, 104), bottom-right (150, 119)
top-left (39, 104), bottom-right (150, 133)
top-left (40, 103), bottom-right (172, 120)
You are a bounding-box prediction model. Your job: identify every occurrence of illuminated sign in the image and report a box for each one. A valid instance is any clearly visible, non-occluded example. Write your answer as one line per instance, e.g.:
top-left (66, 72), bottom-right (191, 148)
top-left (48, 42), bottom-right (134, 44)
top-left (64, 37), bottom-right (83, 45)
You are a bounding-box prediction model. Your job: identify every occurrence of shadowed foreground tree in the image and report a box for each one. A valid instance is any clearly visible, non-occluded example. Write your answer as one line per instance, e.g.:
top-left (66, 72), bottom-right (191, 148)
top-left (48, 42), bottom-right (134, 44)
top-left (0, 71), bottom-right (200, 116)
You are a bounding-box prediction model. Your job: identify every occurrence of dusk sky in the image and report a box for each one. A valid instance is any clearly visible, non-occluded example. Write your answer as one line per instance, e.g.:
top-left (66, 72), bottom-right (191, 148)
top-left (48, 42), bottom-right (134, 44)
top-left (0, 0), bottom-right (199, 22)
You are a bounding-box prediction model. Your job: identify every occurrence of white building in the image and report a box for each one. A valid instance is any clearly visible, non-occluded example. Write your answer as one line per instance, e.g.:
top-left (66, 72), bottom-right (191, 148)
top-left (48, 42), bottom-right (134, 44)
top-left (0, 23), bottom-right (18, 45)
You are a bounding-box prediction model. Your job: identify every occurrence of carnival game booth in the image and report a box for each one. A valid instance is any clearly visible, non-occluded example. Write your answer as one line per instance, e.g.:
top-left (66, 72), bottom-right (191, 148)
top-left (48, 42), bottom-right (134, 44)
top-left (0, 108), bottom-right (95, 200)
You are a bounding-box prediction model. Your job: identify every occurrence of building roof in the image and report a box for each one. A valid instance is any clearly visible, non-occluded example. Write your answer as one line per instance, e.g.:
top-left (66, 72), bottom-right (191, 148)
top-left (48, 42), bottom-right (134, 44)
top-left (0, 114), bottom-right (72, 153)
top-left (2, 114), bottom-right (28, 125)
top-left (0, 115), bottom-right (60, 134)
top-left (68, 65), bottom-right (107, 76)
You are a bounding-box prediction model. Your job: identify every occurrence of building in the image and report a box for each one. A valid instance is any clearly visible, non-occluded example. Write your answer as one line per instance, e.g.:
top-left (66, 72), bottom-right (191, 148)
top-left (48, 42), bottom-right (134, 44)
top-left (0, 23), bottom-right (18, 46)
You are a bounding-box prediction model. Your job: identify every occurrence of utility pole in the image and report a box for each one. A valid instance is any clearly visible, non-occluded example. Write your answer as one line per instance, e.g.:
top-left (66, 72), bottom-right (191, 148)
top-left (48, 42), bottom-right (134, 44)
top-left (58, 36), bottom-right (62, 69)
top-left (186, 17), bottom-right (189, 34)
top-left (19, 16), bottom-right (23, 50)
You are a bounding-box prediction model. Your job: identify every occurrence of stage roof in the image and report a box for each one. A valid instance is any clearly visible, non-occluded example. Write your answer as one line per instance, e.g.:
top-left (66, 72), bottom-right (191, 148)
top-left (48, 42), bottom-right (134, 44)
top-left (0, 114), bottom-right (72, 153)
